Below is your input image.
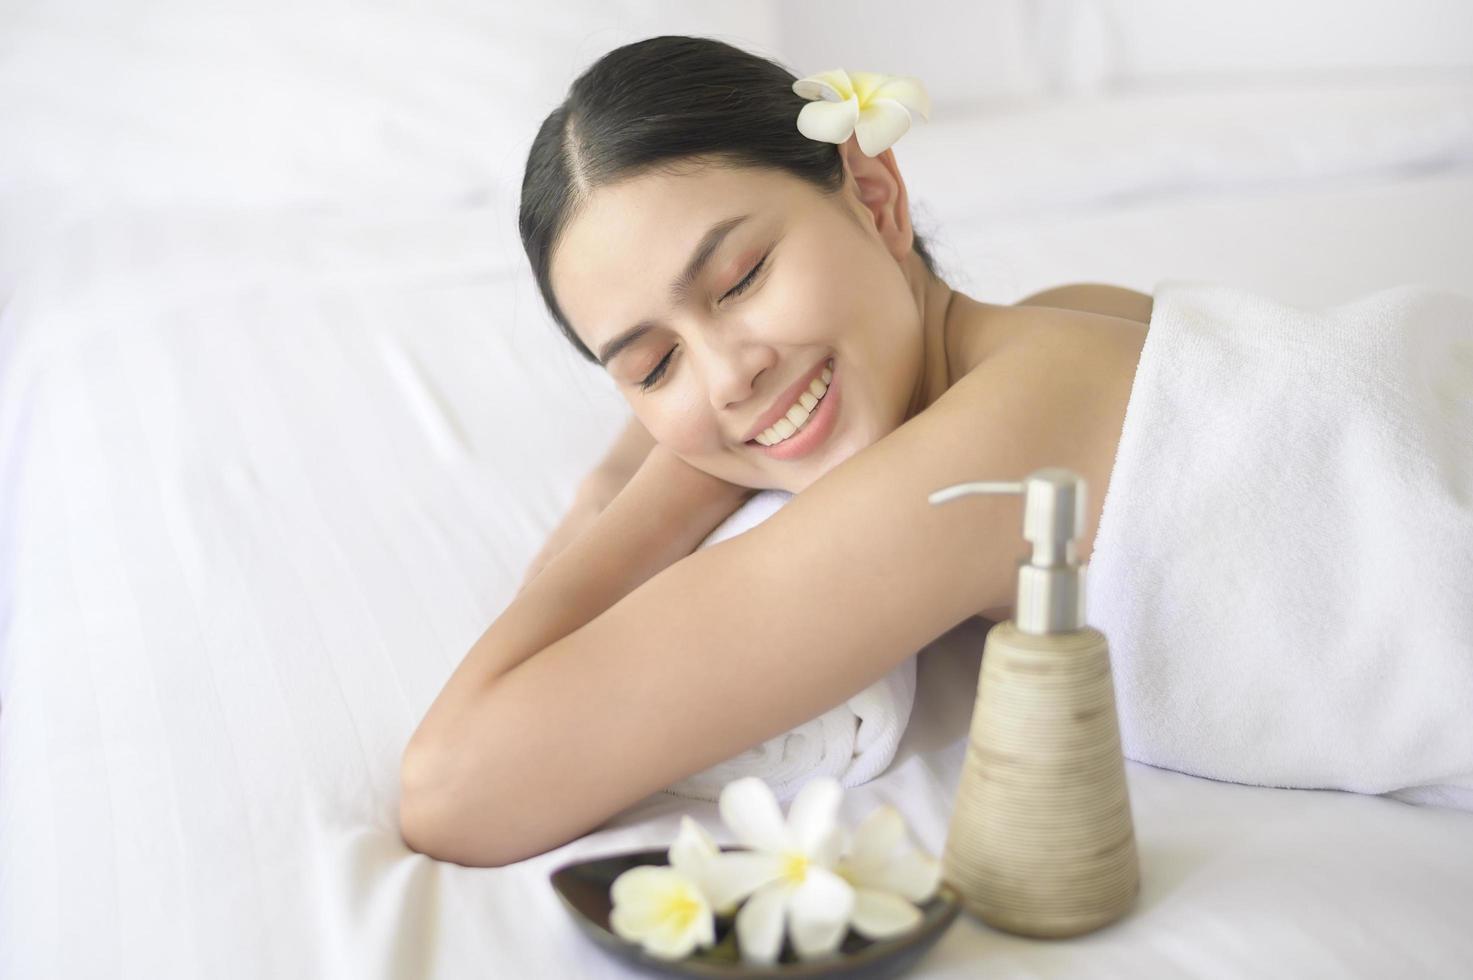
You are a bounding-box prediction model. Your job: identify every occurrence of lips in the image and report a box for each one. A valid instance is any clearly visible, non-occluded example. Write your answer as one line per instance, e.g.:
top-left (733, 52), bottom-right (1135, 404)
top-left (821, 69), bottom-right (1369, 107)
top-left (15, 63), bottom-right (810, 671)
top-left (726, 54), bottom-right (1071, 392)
top-left (742, 356), bottom-right (832, 444)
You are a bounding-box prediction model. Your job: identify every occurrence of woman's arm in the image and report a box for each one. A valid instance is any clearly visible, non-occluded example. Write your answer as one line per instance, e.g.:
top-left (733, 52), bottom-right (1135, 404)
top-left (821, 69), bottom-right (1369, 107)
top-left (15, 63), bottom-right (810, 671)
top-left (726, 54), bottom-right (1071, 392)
top-left (592, 412), bottom-right (658, 492)
top-left (396, 309), bottom-right (1144, 867)
top-left (404, 444), bottom-right (757, 777)
top-left (517, 415), bottom-right (659, 592)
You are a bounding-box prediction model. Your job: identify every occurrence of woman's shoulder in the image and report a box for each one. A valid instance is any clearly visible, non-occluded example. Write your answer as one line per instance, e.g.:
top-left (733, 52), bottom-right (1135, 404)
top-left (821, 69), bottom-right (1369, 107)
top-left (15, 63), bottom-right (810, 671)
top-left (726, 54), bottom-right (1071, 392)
top-left (937, 295), bottom-right (1151, 614)
top-left (672, 295), bottom-right (1154, 639)
top-left (1010, 283), bottom-right (1154, 326)
top-left (950, 291), bottom-right (1151, 380)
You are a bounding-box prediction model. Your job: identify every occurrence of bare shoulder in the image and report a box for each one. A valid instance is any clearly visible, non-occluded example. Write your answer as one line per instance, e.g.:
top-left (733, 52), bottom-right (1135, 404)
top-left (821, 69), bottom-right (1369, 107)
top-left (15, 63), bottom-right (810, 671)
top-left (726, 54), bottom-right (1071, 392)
top-left (1011, 282), bottom-right (1155, 326)
top-left (738, 301), bottom-right (1148, 629)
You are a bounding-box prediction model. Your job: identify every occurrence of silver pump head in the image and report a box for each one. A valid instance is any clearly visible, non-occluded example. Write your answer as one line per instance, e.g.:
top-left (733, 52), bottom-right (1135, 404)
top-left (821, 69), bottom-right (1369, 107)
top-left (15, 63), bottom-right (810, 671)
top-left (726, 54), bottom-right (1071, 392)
top-left (927, 467), bottom-right (1088, 635)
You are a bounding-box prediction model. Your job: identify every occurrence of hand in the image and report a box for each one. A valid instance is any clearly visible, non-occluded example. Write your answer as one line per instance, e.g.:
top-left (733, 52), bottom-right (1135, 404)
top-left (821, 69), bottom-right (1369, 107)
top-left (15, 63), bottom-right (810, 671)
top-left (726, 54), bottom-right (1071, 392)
top-left (516, 470), bottom-right (625, 595)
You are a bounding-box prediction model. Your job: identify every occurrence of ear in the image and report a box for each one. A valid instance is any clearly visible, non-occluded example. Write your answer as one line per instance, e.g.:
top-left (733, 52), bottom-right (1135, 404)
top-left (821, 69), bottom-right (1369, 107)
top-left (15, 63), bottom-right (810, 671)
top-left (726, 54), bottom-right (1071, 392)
top-left (835, 134), bottom-right (915, 265)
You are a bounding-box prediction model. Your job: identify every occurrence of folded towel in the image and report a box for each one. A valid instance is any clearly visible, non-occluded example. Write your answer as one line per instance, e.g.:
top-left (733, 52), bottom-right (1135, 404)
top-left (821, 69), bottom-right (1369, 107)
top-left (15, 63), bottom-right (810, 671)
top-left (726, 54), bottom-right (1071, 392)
top-left (661, 489), bottom-right (918, 804)
top-left (1088, 280), bottom-right (1473, 810)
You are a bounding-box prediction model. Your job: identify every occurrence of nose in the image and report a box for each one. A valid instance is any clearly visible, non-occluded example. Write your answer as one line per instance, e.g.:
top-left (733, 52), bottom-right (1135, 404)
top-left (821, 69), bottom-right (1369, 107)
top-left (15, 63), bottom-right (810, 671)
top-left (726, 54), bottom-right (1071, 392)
top-left (702, 344), bottom-right (778, 423)
top-left (707, 349), bottom-right (777, 415)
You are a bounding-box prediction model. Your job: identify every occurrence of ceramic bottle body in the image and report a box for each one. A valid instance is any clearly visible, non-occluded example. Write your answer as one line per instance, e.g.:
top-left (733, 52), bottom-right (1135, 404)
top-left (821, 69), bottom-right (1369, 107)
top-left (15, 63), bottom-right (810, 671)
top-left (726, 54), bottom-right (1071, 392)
top-left (941, 620), bottom-right (1140, 938)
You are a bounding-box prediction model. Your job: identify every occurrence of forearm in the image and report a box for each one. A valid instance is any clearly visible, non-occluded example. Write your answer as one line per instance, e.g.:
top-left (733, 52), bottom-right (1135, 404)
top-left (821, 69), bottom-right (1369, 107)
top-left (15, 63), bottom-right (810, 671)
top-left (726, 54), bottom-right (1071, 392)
top-left (405, 444), bottom-right (756, 757)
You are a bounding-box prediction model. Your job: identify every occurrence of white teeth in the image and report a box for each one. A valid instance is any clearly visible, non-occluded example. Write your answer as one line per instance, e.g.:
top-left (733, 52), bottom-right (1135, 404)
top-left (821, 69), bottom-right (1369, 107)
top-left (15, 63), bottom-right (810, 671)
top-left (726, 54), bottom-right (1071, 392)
top-left (754, 359), bottom-right (834, 447)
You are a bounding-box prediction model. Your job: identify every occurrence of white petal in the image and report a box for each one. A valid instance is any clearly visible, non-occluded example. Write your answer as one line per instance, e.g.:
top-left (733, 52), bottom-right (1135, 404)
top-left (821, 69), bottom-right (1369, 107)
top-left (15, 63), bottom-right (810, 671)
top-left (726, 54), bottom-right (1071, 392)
top-left (810, 825), bottom-right (844, 870)
top-left (787, 866), bottom-right (855, 959)
top-left (796, 97), bottom-right (859, 145)
top-left (791, 913), bottom-right (849, 961)
top-left (668, 814), bottom-right (720, 877)
top-left (868, 850), bottom-right (943, 904)
top-left (870, 75), bottom-right (932, 121)
top-left (846, 70), bottom-right (892, 104)
top-left (792, 68), bottom-right (853, 103)
top-left (847, 805), bottom-right (905, 875)
top-left (610, 866), bottom-right (673, 926)
top-left (850, 888), bottom-right (923, 941)
top-left (853, 99), bottom-right (913, 157)
top-left (609, 895), bottom-right (663, 941)
top-left (609, 866), bottom-right (690, 940)
top-left (702, 850), bottom-right (787, 916)
top-left (719, 777), bottom-right (794, 853)
top-left (735, 880), bottom-right (791, 966)
top-left (642, 902), bottom-right (710, 961)
top-left (787, 776), bottom-right (843, 857)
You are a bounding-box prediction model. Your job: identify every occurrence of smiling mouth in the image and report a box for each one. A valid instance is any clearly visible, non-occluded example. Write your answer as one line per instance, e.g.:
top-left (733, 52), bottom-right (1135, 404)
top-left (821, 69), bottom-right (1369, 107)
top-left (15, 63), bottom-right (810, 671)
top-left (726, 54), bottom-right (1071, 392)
top-left (742, 356), bottom-right (831, 445)
top-left (744, 356), bottom-right (837, 455)
top-left (746, 386), bottom-right (827, 445)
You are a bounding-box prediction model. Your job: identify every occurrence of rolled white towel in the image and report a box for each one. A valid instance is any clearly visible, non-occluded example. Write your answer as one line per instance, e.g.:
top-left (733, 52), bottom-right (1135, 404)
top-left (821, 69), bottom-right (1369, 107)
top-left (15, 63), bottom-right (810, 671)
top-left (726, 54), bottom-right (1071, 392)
top-left (662, 489), bottom-right (918, 804)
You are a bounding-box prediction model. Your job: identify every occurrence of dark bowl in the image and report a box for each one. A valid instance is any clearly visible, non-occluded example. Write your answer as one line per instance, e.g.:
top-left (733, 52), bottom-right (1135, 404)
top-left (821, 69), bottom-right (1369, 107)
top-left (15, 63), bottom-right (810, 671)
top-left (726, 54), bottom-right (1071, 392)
top-left (549, 846), bottom-right (961, 979)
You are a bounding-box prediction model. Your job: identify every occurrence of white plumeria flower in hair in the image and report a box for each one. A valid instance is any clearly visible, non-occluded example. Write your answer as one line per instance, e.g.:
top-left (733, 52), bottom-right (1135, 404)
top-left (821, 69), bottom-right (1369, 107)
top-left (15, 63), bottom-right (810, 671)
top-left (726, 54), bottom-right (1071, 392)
top-left (833, 804), bottom-right (943, 940)
top-left (717, 776), bottom-right (856, 965)
top-left (792, 68), bottom-right (932, 157)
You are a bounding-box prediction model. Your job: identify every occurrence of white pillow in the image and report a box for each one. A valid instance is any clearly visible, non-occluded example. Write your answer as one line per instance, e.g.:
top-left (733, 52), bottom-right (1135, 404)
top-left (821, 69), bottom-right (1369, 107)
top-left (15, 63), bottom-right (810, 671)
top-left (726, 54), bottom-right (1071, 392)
top-left (771, 0), bottom-right (1050, 110)
top-left (0, 0), bottom-right (1050, 218)
top-left (0, 0), bottom-right (1048, 304)
top-left (1068, 0), bottom-right (1473, 92)
top-left (894, 77), bottom-right (1473, 227)
top-left (0, 1), bottom-right (786, 213)
top-left (0, 2), bottom-right (786, 295)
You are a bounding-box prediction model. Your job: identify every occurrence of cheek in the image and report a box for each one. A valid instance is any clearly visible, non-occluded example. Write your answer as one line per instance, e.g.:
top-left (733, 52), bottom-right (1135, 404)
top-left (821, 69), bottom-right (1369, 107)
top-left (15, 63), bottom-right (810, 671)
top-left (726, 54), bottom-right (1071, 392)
top-left (647, 401), bottom-right (710, 456)
top-left (770, 258), bottom-right (856, 343)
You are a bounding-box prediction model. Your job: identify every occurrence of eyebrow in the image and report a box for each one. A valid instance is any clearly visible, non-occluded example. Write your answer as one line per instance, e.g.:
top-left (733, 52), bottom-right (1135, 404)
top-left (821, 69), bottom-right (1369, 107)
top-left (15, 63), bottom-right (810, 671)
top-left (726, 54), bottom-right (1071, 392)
top-left (595, 213), bottom-right (752, 367)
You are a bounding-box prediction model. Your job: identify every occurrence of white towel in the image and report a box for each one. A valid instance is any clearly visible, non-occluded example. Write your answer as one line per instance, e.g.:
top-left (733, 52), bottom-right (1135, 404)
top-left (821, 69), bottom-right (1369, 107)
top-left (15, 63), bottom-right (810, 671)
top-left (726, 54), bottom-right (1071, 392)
top-left (662, 489), bottom-right (918, 804)
top-left (1088, 280), bottom-right (1473, 810)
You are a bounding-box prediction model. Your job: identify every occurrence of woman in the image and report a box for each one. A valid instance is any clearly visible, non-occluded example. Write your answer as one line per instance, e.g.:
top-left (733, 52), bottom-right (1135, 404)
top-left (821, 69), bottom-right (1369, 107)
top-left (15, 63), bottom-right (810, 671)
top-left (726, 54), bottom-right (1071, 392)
top-left (399, 35), bottom-right (1153, 866)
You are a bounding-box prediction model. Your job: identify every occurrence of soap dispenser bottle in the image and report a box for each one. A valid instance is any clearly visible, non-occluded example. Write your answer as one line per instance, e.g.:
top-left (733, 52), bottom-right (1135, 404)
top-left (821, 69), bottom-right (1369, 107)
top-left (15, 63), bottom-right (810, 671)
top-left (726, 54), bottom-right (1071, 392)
top-left (928, 467), bottom-right (1139, 938)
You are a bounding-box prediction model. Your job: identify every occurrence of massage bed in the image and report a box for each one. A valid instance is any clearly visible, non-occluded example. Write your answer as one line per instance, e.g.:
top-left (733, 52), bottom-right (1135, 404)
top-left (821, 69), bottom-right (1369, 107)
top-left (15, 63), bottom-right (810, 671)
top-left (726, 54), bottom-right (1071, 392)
top-left (3, 4), bottom-right (1472, 976)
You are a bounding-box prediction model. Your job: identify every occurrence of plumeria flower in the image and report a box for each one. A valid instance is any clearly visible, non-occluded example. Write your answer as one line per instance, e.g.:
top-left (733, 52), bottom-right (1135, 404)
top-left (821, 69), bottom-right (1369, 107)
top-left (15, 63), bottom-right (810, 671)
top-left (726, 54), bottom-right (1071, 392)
top-left (717, 776), bottom-right (857, 965)
top-left (668, 813), bottom-right (795, 918)
top-left (792, 68), bottom-right (932, 157)
top-left (608, 863), bottom-right (714, 961)
top-left (606, 778), bottom-right (942, 965)
top-left (833, 804), bottom-right (944, 940)
top-left (607, 814), bottom-right (787, 960)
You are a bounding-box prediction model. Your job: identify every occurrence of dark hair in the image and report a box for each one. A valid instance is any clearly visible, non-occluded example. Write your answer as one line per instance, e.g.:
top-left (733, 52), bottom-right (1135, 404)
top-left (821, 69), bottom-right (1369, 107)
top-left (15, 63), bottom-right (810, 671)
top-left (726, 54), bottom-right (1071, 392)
top-left (518, 34), bottom-right (944, 366)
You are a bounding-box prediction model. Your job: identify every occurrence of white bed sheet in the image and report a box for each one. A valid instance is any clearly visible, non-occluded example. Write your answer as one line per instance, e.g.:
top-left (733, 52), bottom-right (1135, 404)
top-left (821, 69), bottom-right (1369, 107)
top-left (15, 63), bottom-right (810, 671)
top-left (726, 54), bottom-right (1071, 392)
top-left (4, 87), bottom-right (1473, 978)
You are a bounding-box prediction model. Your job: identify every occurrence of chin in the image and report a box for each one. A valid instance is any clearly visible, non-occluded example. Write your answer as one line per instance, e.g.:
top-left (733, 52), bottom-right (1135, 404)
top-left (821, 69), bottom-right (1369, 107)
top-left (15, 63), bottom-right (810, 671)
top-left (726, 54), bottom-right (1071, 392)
top-left (788, 455), bottom-right (849, 495)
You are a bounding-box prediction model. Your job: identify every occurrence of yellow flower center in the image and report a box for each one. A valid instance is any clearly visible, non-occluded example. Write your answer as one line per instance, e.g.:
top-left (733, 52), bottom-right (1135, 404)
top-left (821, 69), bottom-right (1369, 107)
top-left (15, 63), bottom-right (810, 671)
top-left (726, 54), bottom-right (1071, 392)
top-left (832, 71), bottom-right (890, 108)
top-left (782, 852), bottom-right (810, 886)
top-left (661, 890), bottom-right (703, 933)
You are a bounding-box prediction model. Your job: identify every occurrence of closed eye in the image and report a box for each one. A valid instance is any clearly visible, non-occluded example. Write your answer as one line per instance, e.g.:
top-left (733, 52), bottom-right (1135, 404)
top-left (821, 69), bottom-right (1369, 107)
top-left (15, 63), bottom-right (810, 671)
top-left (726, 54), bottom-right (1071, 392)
top-left (722, 253), bottom-right (768, 301)
top-left (637, 347), bottom-right (675, 391)
top-left (637, 253), bottom-right (771, 392)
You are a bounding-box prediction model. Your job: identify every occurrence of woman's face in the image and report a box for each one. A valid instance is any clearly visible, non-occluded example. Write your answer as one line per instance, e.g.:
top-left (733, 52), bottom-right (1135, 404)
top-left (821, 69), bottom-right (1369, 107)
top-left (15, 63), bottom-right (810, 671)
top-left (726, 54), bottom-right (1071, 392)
top-left (550, 143), bottom-right (929, 493)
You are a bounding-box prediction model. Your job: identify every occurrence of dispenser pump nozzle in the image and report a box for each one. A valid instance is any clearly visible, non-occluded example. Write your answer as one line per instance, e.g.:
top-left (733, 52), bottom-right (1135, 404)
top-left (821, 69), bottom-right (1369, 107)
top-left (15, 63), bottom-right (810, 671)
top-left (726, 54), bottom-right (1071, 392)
top-left (928, 467), bottom-right (1088, 635)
